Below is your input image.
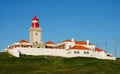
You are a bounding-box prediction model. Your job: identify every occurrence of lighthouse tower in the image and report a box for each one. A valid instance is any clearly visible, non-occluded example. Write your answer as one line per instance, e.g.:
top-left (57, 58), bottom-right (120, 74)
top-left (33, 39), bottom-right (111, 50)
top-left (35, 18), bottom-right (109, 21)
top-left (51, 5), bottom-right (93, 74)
top-left (29, 16), bottom-right (42, 48)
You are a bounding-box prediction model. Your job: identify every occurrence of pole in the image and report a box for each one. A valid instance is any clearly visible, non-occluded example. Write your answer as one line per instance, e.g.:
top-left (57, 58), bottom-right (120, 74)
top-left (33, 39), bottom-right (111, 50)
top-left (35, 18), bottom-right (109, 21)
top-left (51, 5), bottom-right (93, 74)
top-left (114, 38), bottom-right (117, 59)
top-left (106, 42), bottom-right (107, 53)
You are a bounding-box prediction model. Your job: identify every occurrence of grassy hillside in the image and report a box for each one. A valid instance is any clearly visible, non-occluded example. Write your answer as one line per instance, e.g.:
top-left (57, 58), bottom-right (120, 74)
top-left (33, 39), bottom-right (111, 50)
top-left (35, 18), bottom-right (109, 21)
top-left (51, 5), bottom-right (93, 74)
top-left (0, 52), bottom-right (120, 74)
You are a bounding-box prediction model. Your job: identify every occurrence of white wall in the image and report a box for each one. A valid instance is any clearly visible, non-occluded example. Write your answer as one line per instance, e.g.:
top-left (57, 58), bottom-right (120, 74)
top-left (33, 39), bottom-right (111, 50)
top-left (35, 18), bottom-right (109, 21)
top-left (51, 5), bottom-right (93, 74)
top-left (9, 48), bottom-right (66, 57)
top-left (7, 48), bottom-right (116, 60)
top-left (9, 49), bottom-right (20, 57)
top-left (93, 51), bottom-right (116, 60)
top-left (65, 42), bottom-right (75, 49)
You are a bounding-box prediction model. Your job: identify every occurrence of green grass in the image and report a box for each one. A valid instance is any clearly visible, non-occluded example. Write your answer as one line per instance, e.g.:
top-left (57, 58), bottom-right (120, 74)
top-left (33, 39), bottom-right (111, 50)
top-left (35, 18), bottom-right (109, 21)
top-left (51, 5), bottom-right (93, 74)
top-left (0, 52), bottom-right (120, 74)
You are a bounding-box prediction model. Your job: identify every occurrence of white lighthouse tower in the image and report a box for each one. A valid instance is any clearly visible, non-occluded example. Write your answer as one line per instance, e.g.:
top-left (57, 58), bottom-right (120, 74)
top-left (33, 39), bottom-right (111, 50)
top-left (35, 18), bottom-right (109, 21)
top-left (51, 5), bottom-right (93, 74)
top-left (29, 16), bottom-right (42, 48)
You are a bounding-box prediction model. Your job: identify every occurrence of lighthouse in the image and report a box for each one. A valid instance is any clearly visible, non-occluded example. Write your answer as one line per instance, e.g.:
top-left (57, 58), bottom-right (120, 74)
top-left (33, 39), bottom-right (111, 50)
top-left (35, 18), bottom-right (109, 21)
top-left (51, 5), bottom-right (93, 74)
top-left (29, 16), bottom-right (42, 48)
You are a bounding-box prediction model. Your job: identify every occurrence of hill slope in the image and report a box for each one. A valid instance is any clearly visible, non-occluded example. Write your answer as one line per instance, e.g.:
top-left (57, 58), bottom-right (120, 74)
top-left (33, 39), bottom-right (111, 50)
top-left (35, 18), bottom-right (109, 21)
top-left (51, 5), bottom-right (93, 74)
top-left (0, 52), bottom-right (120, 74)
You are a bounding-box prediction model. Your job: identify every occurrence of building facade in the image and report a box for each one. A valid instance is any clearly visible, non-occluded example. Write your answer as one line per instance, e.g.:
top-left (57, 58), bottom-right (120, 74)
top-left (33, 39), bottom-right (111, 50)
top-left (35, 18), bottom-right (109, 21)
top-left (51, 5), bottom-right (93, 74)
top-left (4, 16), bottom-right (116, 60)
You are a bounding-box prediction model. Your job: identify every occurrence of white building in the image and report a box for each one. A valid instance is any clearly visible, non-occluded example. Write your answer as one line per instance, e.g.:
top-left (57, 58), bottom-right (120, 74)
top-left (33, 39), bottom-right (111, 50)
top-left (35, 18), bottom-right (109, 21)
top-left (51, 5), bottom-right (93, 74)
top-left (4, 16), bottom-right (116, 60)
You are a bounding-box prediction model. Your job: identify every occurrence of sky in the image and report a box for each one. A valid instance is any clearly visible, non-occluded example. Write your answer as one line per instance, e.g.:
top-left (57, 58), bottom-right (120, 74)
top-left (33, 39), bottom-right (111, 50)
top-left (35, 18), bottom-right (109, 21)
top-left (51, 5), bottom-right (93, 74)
top-left (0, 0), bottom-right (120, 57)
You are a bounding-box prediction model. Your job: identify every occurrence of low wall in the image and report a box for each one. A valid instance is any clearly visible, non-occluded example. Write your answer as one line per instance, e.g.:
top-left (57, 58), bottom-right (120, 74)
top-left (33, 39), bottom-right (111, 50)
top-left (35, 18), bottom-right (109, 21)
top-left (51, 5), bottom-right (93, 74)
top-left (93, 52), bottom-right (116, 60)
top-left (10, 48), bottom-right (67, 57)
top-left (8, 48), bottom-right (116, 60)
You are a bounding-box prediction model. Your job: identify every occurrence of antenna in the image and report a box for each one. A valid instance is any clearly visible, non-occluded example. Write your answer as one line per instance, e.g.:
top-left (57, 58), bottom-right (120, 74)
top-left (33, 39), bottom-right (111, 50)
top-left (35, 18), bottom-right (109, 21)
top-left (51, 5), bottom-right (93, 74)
top-left (106, 42), bottom-right (107, 53)
top-left (114, 38), bottom-right (117, 59)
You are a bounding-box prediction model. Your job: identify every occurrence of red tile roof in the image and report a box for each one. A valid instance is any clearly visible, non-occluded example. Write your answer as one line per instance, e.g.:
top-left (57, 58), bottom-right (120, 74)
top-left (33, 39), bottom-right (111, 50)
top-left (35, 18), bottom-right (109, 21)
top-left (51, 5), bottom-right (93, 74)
top-left (19, 40), bottom-right (28, 43)
top-left (68, 46), bottom-right (90, 50)
top-left (96, 48), bottom-right (104, 52)
top-left (75, 41), bottom-right (87, 45)
top-left (63, 40), bottom-right (88, 45)
top-left (63, 40), bottom-right (72, 42)
top-left (45, 41), bottom-right (55, 44)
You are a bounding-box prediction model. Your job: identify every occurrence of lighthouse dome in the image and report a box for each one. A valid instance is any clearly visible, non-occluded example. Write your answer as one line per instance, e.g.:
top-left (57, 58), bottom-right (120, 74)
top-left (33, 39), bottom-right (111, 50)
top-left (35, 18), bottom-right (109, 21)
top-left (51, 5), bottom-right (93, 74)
top-left (32, 16), bottom-right (39, 28)
top-left (32, 16), bottom-right (39, 21)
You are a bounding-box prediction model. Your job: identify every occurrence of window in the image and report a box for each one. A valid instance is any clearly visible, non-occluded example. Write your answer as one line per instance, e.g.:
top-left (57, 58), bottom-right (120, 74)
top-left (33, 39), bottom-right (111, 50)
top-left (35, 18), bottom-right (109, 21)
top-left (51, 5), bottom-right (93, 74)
top-left (74, 51), bottom-right (77, 54)
top-left (37, 46), bottom-right (40, 48)
top-left (84, 51), bottom-right (89, 54)
top-left (87, 52), bottom-right (89, 54)
top-left (69, 45), bottom-right (71, 48)
top-left (77, 51), bottom-right (79, 54)
top-left (36, 41), bottom-right (38, 44)
top-left (36, 33), bottom-right (38, 36)
top-left (74, 51), bottom-right (79, 54)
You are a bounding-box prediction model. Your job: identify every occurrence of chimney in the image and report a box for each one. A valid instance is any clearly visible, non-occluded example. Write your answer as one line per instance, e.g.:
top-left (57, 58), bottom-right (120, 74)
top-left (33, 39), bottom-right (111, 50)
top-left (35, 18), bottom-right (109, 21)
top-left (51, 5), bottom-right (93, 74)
top-left (87, 40), bottom-right (89, 45)
top-left (71, 38), bottom-right (75, 42)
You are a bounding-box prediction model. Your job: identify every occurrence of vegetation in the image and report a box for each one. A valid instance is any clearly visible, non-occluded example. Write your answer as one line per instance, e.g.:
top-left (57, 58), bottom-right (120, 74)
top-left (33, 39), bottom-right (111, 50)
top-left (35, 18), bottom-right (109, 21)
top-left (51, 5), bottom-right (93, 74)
top-left (0, 52), bottom-right (120, 74)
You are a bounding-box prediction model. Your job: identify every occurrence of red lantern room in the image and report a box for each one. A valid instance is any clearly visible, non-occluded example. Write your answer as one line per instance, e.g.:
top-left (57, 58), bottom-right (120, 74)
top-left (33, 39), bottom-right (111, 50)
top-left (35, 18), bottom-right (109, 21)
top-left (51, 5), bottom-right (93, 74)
top-left (32, 16), bottom-right (39, 28)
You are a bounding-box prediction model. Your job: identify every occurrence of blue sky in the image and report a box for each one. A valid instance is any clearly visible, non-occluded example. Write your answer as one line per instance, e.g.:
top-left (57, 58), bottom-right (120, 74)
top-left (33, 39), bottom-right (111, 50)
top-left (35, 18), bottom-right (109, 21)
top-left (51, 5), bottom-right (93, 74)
top-left (0, 0), bottom-right (120, 57)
